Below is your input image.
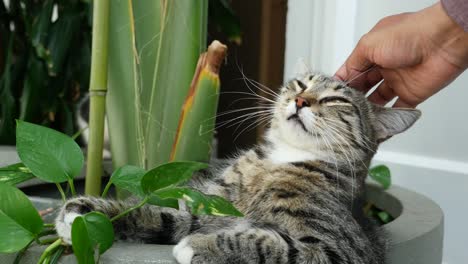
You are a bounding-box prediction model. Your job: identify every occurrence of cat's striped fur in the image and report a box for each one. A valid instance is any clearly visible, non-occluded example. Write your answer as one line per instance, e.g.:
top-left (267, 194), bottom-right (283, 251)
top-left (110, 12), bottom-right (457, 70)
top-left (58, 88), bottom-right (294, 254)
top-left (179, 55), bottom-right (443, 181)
top-left (56, 73), bottom-right (420, 263)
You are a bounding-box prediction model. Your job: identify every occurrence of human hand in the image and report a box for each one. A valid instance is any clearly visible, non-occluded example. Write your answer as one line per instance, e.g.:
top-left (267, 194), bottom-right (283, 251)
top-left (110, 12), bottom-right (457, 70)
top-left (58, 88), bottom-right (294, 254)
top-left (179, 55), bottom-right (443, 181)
top-left (334, 2), bottom-right (468, 107)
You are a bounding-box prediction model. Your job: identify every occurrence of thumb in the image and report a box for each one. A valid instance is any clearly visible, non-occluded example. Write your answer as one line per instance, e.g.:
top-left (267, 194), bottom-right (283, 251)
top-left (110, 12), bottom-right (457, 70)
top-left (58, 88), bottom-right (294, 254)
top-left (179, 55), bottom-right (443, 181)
top-left (334, 37), bottom-right (374, 87)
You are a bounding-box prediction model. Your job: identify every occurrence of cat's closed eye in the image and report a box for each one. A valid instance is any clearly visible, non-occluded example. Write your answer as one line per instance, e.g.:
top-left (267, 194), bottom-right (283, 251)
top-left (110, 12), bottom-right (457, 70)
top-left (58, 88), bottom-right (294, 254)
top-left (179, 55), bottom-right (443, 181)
top-left (319, 96), bottom-right (352, 105)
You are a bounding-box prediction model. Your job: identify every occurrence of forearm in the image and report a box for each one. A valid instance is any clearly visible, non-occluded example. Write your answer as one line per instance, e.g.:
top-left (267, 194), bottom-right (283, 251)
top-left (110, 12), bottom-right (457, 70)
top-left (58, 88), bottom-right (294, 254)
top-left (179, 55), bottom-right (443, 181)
top-left (442, 0), bottom-right (468, 32)
top-left (423, 2), bottom-right (468, 69)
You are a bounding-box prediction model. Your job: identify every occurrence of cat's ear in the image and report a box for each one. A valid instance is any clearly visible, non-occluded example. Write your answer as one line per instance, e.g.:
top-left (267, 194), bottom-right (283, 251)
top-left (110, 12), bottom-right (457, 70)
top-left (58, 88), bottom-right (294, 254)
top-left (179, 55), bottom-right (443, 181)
top-left (372, 105), bottom-right (421, 142)
top-left (292, 57), bottom-right (311, 77)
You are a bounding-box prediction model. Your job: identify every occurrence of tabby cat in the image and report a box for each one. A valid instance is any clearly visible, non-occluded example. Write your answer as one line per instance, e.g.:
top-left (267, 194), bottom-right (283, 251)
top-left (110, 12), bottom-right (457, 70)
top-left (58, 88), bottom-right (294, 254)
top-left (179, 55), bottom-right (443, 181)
top-left (56, 73), bottom-right (420, 264)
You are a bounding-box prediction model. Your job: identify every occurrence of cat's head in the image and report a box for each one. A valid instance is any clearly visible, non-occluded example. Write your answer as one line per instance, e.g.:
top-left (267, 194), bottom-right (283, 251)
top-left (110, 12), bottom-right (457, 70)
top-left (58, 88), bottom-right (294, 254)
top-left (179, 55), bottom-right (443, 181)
top-left (266, 73), bottom-right (420, 164)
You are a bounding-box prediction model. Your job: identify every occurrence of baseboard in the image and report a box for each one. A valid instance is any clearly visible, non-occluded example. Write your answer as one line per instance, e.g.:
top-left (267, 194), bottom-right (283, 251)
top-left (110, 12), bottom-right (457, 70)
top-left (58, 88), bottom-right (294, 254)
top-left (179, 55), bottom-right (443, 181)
top-left (373, 150), bottom-right (468, 176)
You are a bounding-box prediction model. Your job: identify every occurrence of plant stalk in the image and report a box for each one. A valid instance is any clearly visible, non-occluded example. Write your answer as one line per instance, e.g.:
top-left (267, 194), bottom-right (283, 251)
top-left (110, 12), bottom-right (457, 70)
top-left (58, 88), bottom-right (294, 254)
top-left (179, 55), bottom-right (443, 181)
top-left (110, 197), bottom-right (149, 222)
top-left (85, 0), bottom-right (110, 196)
top-left (68, 179), bottom-right (77, 196)
top-left (55, 183), bottom-right (66, 202)
top-left (36, 238), bottom-right (62, 264)
top-left (13, 239), bottom-right (34, 264)
top-left (101, 181), bottom-right (112, 198)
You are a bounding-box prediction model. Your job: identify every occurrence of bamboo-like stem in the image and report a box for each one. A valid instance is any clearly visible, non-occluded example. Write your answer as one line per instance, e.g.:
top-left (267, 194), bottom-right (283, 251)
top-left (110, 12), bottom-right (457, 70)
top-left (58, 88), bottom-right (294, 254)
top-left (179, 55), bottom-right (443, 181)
top-left (85, 0), bottom-right (110, 196)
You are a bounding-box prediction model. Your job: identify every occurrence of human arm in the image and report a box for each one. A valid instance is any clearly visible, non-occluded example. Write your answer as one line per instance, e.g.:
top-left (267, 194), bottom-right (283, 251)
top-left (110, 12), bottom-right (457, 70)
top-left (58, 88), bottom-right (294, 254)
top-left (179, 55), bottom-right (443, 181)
top-left (334, 2), bottom-right (468, 107)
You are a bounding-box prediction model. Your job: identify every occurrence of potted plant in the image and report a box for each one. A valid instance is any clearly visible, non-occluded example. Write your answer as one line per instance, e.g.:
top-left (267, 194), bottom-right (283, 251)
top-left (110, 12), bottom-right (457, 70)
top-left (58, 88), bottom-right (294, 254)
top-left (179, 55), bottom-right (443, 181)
top-left (0, 0), bottom-right (243, 262)
top-left (0, 0), bottom-right (91, 144)
top-left (0, 0), bottom-right (444, 263)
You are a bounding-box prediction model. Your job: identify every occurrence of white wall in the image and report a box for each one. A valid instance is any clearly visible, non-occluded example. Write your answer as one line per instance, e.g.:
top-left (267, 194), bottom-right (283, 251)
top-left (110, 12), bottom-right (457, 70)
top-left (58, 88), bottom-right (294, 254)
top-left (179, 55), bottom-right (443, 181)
top-left (284, 1), bottom-right (468, 263)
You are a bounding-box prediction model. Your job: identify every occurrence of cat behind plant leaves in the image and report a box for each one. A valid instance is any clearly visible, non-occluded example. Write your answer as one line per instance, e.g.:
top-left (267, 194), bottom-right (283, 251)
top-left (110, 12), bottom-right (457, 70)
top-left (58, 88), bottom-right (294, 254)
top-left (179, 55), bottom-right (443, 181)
top-left (56, 72), bottom-right (420, 263)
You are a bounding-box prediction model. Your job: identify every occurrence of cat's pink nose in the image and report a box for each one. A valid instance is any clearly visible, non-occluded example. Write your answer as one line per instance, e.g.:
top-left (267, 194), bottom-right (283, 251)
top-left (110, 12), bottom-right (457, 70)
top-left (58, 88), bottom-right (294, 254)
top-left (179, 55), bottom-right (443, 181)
top-left (295, 96), bottom-right (310, 108)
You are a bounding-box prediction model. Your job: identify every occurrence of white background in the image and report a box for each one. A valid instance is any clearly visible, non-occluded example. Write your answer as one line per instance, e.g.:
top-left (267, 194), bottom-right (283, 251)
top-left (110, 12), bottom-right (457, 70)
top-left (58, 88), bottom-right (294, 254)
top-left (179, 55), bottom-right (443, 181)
top-left (284, 1), bottom-right (468, 263)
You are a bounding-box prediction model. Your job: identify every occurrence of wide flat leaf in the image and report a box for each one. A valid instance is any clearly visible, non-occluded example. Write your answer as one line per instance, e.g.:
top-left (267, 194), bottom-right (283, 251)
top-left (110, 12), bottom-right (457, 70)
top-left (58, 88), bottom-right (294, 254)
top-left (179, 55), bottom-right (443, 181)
top-left (46, 3), bottom-right (82, 76)
top-left (0, 183), bottom-right (43, 253)
top-left (169, 46), bottom-right (224, 162)
top-left (147, 195), bottom-right (179, 210)
top-left (16, 120), bottom-right (84, 183)
top-left (19, 56), bottom-right (47, 122)
top-left (107, 1), bottom-right (208, 170)
top-left (154, 187), bottom-right (243, 217)
top-left (108, 165), bottom-right (146, 196)
top-left (369, 165), bottom-right (391, 190)
top-left (141, 161), bottom-right (208, 195)
top-left (0, 163), bottom-right (35, 186)
top-left (72, 212), bottom-right (114, 264)
top-left (0, 35), bottom-right (17, 143)
top-left (208, 0), bottom-right (242, 44)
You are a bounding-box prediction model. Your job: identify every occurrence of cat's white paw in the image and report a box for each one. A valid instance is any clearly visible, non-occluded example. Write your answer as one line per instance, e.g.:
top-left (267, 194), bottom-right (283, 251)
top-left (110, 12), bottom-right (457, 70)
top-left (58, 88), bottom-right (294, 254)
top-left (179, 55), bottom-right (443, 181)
top-left (173, 238), bottom-right (194, 264)
top-left (55, 212), bottom-right (82, 244)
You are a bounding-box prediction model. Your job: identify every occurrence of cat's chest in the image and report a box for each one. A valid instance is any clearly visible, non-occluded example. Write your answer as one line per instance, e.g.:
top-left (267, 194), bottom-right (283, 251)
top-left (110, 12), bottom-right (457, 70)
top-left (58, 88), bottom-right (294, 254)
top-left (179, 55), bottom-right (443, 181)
top-left (267, 147), bottom-right (318, 164)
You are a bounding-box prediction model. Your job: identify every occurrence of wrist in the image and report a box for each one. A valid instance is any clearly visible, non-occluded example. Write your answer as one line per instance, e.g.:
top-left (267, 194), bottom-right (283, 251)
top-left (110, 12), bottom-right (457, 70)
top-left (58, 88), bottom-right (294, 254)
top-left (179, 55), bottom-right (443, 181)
top-left (421, 2), bottom-right (468, 68)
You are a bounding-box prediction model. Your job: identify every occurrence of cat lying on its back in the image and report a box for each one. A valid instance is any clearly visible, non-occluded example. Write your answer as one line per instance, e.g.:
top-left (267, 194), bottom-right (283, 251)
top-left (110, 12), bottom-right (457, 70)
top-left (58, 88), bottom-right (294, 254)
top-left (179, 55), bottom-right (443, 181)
top-left (56, 73), bottom-right (420, 264)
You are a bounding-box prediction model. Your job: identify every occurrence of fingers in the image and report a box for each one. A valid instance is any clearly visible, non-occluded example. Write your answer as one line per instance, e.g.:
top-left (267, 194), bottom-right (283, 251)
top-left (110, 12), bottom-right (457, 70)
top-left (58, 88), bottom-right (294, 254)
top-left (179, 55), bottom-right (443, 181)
top-left (334, 35), bottom-right (378, 92)
top-left (367, 81), bottom-right (418, 108)
top-left (347, 67), bottom-right (383, 92)
top-left (393, 98), bottom-right (417, 108)
top-left (334, 40), bottom-right (373, 81)
top-left (367, 81), bottom-right (396, 105)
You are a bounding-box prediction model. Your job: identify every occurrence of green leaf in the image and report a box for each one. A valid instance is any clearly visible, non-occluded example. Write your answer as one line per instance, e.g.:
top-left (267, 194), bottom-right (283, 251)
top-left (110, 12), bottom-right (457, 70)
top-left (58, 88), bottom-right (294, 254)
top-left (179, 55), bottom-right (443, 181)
top-left (19, 56), bottom-right (47, 122)
top-left (0, 183), bottom-right (43, 253)
top-left (0, 34), bottom-right (17, 143)
top-left (154, 187), bottom-right (243, 217)
top-left (169, 53), bottom-right (223, 162)
top-left (31, 0), bottom-right (54, 61)
top-left (369, 165), bottom-right (391, 189)
top-left (0, 163), bottom-right (35, 186)
top-left (208, 0), bottom-right (242, 44)
top-left (16, 120), bottom-right (84, 183)
top-left (107, 0), bottom-right (208, 169)
top-left (108, 165), bottom-right (146, 196)
top-left (46, 4), bottom-right (82, 76)
top-left (141, 161), bottom-right (208, 194)
top-left (72, 212), bottom-right (114, 264)
top-left (147, 195), bottom-right (179, 210)
top-left (377, 211), bottom-right (391, 224)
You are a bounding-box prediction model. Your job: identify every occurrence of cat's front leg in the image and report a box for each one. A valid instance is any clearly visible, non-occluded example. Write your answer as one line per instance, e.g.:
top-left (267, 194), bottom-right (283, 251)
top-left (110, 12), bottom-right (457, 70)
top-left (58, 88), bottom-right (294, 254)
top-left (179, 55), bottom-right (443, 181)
top-left (173, 223), bottom-right (295, 264)
top-left (55, 196), bottom-right (194, 244)
top-left (55, 196), bottom-right (118, 244)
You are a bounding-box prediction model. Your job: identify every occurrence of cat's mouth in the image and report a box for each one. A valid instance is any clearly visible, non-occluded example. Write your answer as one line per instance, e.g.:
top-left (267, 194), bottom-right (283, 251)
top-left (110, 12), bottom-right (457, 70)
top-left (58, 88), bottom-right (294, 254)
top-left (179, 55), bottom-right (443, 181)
top-left (287, 114), bottom-right (308, 132)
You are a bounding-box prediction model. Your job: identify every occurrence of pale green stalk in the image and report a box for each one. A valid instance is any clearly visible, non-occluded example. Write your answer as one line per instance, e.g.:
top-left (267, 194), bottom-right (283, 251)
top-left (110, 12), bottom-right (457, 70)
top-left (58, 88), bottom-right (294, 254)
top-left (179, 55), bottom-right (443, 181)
top-left (85, 0), bottom-right (110, 196)
top-left (107, 1), bottom-right (208, 174)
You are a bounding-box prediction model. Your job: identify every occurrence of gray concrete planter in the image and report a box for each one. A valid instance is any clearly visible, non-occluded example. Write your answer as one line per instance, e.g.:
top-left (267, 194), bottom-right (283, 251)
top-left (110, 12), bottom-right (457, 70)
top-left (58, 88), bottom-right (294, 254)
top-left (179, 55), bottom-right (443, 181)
top-left (1, 147), bottom-right (443, 263)
top-left (0, 183), bottom-right (443, 264)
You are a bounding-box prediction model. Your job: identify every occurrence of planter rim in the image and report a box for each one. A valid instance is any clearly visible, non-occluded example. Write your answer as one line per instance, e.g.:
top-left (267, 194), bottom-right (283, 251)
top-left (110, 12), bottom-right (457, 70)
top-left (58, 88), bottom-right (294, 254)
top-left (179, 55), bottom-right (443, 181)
top-left (366, 183), bottom-right (443, 244)
top-left (366, 183), bottom-right (444, 264)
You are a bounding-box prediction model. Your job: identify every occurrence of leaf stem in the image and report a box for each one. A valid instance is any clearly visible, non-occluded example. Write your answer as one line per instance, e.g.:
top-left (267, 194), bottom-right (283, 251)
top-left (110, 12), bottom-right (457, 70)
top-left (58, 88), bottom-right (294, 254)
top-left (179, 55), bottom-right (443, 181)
top-left (37, 236), bottom-right (59, 245)
top-left (71, 126), bottom-right (88, 140)
top-left (55, 183), bottom-right (66, 202)
top-left (49, 246), bottom-right (65, 264)
top-left (68, 179), bottom-right (77, 197)
top-left (44, 223), bottom-right (55, 228)
top-left (13, 239), bottom-right (34, 264)
top-left (101, 181), bottom-right (112, 198)
top-left (36, 238), bottom-right (62, 264)
top-left (38, 229), bottom-right (57, 238)
top-left (110, 197), bottom-right (148, 222)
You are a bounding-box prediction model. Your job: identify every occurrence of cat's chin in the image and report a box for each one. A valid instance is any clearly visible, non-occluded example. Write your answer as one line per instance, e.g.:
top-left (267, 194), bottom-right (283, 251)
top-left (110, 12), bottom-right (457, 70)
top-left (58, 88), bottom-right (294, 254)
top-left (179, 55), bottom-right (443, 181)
top-left (286, 114), bottom-right (309, 133)
top-left (264, 127), bottom-right (323, 164)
